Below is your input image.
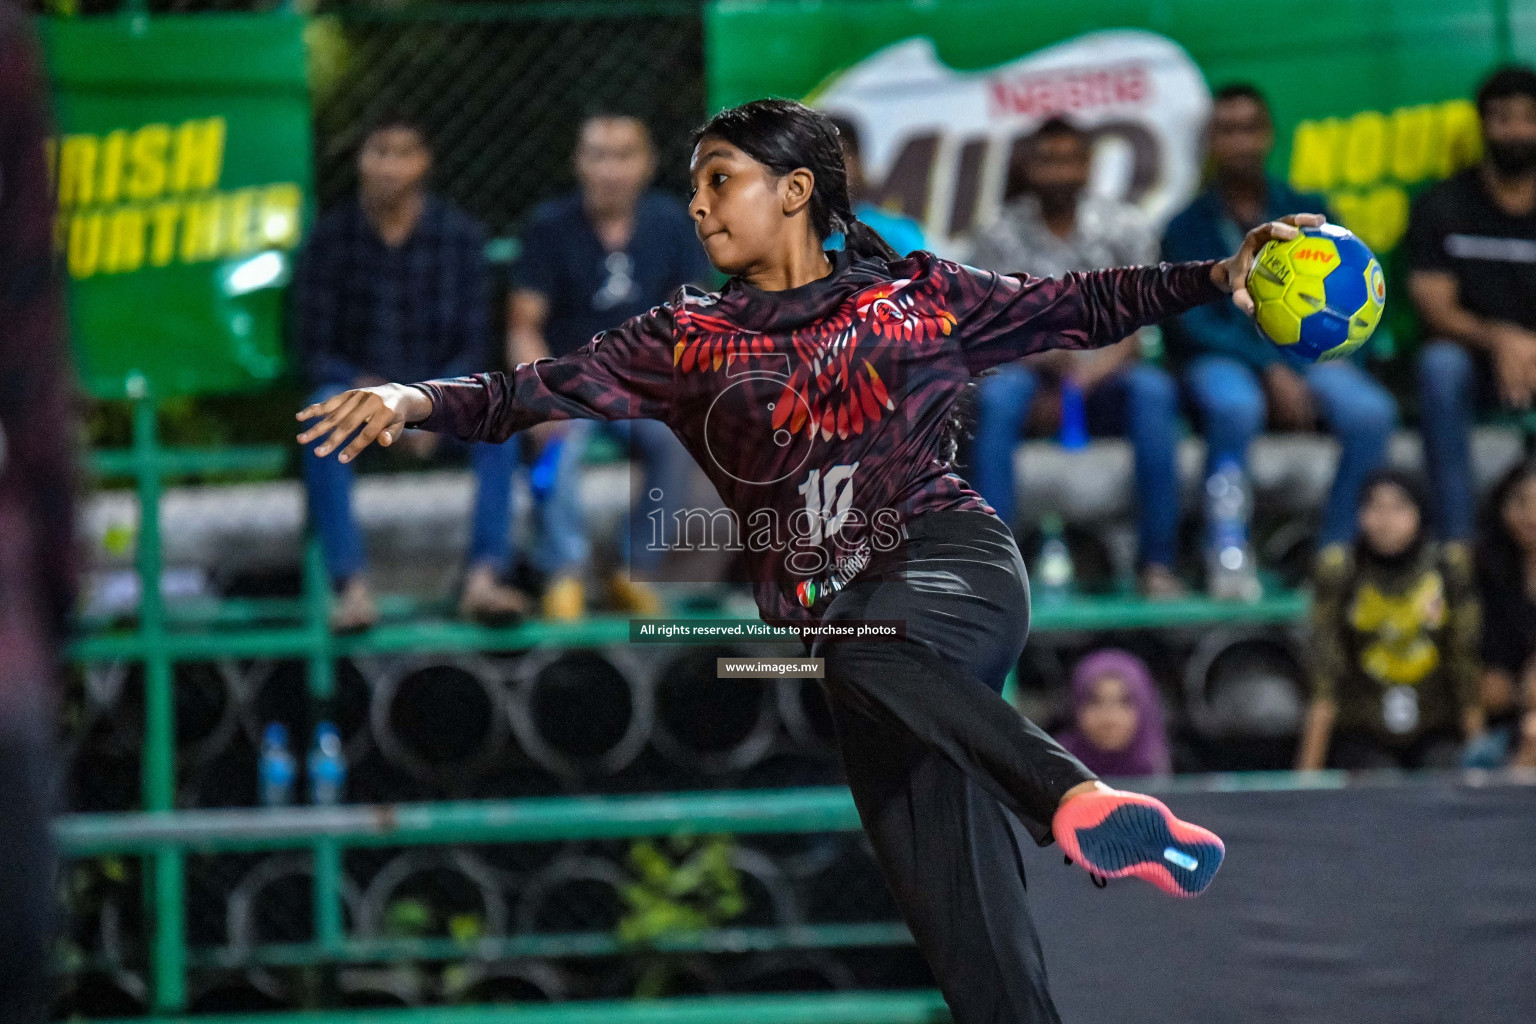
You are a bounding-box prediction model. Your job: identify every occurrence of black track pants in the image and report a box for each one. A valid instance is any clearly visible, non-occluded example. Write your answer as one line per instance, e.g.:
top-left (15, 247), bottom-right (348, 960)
top-left (807, 510), bottom-right (1097, 1024)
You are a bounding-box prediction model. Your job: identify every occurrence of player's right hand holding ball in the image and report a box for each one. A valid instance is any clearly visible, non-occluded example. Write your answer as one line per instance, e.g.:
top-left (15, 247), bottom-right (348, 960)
top-left (1209, 212), bottom-right (1328, 317)
top-left (297, 384), bottom-right (434, 463)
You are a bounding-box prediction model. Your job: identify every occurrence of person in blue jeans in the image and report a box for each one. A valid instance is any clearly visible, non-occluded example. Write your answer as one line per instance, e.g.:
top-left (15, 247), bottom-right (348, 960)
top-left (964, 118), bottom-right (1185, 597)
top-left (1409, 66), bottom-right (1536, 542)
top-left (1162, 85), bottom-right (1397, 596)
top-left (294, 114), bottom-right (527, 630)
top-left (508, 111), bottom-right (711, 618)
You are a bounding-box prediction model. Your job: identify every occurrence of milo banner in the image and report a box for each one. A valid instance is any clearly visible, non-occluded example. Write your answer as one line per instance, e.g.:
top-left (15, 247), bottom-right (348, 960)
top-left (39, 14), bottom-right (312, 399)
top-left (708, 0), bottom-right (1529, 344)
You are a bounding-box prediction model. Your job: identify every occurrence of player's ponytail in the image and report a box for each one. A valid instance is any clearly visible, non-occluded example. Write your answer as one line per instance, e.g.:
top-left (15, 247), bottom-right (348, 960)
top-left (837, 213), bottom-right (900, 263)
top-left (694, 99), bottom-right (899, 263)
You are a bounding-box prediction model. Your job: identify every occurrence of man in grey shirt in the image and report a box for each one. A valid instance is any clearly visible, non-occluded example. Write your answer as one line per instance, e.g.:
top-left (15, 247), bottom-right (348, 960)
top-left (965, 117), bottom-right (1184, 597)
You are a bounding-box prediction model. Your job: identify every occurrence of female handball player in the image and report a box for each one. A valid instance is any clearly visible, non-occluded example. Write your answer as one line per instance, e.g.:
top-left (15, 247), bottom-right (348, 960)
top-left (300, 99), bottom-right (1322, 1024)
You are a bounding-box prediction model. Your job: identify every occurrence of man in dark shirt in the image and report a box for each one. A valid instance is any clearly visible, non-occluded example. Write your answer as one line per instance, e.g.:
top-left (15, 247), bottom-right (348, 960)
top-left (1412, 66), bottom-right (1536, 541)
top-left (1163, 84), bottom-right (1398, 597)
top-left (296, 115), bottom-right (526, 629)
top-left (507, 112), bottom-right (711, 618)
top-left (0, 10), bottom-right (75, 1019)
top-left (965, 118), bottom-right (1184, 598)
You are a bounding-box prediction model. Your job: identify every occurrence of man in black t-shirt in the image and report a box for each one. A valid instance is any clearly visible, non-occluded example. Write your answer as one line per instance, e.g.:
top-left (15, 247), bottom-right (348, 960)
top-left (1411, 66), bottom-right (1536, 541)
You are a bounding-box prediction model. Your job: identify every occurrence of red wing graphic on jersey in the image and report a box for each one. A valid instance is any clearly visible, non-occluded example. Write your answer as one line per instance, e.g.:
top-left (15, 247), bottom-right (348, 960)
top-left (672, 276), bottom-right (956, 442)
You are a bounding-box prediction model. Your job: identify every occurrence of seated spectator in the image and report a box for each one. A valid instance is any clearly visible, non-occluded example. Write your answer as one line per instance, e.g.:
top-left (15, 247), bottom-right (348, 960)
top-left (1412, 66), bottom-right (1536, 542)
top-left (963, 118), bottom-right (1184, 597)
top-left (1472, 459), bottom-right (1536, 725)
top-left (1056, 649), bottom-right (1172, 778)
top-left (1297, 470), bottom-right (1483, 770)
top-left (508, 111), bottom-right (709, 620)
top-left (824, 116), bottom-right (927, 256)
top-left (1162, 84), bottom-right (1397, 598)
top-left (295, 114), bottom-right (526, 631)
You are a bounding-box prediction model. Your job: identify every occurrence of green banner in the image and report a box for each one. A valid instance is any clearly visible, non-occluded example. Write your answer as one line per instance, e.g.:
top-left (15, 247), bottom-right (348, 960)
top-left (40, 13), bottom-right (313, 400)
top-left (708, 0), bottom-right (1536, 346)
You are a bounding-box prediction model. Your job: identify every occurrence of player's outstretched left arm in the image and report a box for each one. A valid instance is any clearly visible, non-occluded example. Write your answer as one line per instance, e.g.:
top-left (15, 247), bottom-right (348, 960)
top-left (299, 303), bottom-right (681, 462)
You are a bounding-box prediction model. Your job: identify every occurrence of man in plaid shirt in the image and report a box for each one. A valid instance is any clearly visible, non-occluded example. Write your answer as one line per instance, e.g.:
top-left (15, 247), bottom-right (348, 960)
top-left (294, 114), bottom-right (527, 630)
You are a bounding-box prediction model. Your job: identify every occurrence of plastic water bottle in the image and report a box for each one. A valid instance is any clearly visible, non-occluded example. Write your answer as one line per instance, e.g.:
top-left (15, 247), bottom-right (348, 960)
top-left (258, 723), bottom-right (295, 808)
top-left (1058, 379), bottom-right (1089, 451)
top-left (1205, 459), bottom-right (1261, 602)
top-left (529, 436), bottom-right (564, 502)
top-left (1035, 512), bottom-right (1075, 603)
top-left (308, 721), bottom-right (347, 806)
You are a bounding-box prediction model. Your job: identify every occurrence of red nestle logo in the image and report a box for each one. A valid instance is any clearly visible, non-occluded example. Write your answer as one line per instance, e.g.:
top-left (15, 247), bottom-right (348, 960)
top-left (988, 64), bottom-right (1149, 119)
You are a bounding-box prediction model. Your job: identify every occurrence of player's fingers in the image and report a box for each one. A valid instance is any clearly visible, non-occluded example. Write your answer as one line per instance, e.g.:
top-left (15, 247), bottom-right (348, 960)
top-left (296, 393), bottom-right (367, 447)
top-left (1278, 213), bottom-right (1326, 229)
top-left (338, 411), bottom-right (394, 463)
top-left (1231, 284), bottom-right (1256, 318)
top-left (296, 391), bottom-right (353, 423)
top-left (1234, 223), bottom-right (1286, 272)
top-left (1260, 220), bottom-right (1300, 242)
top-left (311, 398), bottom-right (382, 457)
top-left (298, 408), bottom-right (368, 451)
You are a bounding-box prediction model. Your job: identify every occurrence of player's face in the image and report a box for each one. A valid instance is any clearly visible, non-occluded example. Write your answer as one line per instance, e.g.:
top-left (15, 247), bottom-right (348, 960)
top-left (1207, 97), bottom-right (1273, 178)
top-left (688, 137), bottom-right (798, 275)
top-left (576, 117), bottom-right (655, 217)
top-left (1024, 133), bottom-right (1091, 208)
top-left (1358, 482), bottom-right (1421, 559)
top-left (1481, 94), bottom-right (1536, 176)
top-left (358, 128), bottom-right (430, 206)
top-left (1078, 676), bottom-right (1138, 754)
top-left (1501, 475), bottom-right (1536, 555)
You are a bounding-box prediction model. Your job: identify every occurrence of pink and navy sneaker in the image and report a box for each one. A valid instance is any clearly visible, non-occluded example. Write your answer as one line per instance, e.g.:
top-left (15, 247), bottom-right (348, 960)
top-left (1052, 788), bottom-right (1225, 898)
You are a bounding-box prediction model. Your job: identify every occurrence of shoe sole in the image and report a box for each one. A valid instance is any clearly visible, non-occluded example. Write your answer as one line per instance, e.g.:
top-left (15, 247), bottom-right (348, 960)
top-left (1053, 790), bottom-right (1225, 898)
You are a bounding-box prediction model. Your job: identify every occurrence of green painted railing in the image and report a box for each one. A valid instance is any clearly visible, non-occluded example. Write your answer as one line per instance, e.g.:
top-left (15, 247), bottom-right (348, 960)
top-left (56, 788), bottom-right (906, 1019)
top-left (58, 775), bottom-right (1369, 1022)
top-left (86, 991), bottom-right (954, 1024)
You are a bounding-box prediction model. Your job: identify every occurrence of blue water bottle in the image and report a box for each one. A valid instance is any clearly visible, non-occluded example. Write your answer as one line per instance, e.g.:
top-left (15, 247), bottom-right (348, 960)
top-left (529, 436), bottom-right (565, 502)
top-left (308, 721), bottom-right (347, 806)
top-left (258, 723), bottom-right (295, 808)
top-left (1205, 458), bottom-right (1261, 602)
top-left (1058, 379), bottom-right (1089, 450)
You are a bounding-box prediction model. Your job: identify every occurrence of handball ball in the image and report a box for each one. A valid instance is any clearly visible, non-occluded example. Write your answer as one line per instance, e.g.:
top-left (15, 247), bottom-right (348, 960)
top-left (1247, 223), bottom-right (1385, 362)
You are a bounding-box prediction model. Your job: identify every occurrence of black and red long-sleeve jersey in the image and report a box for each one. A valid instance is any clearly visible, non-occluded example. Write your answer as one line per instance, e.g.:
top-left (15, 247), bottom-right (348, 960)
top-left (411, 249), bottom-right (1223, 627)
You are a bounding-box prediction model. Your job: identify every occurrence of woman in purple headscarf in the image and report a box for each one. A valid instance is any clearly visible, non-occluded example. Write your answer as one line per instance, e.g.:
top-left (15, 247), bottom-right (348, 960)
top-left (1057, 649), bottom-right (1172, 778)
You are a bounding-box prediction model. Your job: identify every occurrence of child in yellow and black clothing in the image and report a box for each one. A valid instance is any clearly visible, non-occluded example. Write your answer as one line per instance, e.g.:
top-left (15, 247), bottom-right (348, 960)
top-left (1297, 469), bottom-right (1484, 770)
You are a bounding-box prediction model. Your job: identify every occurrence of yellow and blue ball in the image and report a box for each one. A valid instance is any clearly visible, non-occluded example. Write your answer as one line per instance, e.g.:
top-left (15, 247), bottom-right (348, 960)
top-left (1247, 224), bottom-right (1386, 362)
